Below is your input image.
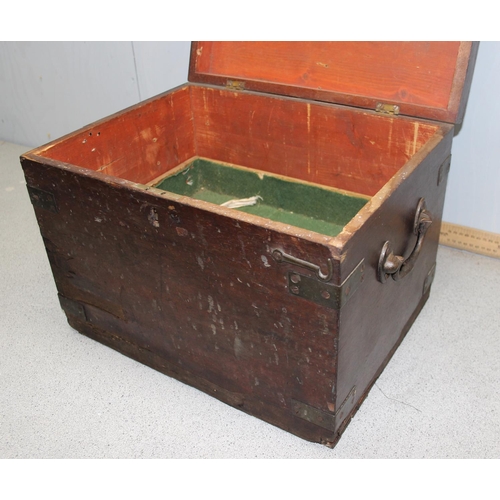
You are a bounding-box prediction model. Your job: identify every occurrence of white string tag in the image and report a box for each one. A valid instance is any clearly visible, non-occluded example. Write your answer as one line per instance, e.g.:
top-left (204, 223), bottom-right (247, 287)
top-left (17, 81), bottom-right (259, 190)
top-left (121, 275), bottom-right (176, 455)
top-left (220, 195), bottom-right (263, 209)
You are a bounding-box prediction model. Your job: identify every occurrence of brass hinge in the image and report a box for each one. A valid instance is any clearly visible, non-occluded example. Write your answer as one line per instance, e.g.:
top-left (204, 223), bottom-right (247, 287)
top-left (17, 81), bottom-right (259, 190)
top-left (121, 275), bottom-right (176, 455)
top-left (226, 80), bottom-right (246, 91)
top-left (375, 103), bottom-right (400, 115)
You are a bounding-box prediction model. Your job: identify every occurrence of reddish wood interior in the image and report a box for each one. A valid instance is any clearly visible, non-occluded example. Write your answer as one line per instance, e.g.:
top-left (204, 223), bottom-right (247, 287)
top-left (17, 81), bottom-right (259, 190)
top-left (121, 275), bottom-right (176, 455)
top-left (38, 86), bottom-right (196, 184)
top-left (39, 84), bottom-right (440, 197)
top-left (194, 42), bottom-right (461, 111)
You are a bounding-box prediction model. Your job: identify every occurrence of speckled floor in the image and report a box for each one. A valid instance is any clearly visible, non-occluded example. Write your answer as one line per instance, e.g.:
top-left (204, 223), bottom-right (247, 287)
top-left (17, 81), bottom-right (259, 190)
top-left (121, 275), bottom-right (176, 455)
top-left (1, 140), bottom-right (499, 458)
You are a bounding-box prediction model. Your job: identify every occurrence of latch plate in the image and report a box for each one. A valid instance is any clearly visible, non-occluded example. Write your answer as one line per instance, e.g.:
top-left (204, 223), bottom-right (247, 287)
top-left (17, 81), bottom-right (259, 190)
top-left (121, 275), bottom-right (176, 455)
top-left (288, 259), bottom-right (365, 310)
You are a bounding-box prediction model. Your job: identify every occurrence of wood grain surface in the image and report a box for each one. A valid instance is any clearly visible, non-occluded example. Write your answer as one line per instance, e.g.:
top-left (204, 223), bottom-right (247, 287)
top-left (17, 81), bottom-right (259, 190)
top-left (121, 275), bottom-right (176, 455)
top-left (19, 41), bottom-right (474, 445)
top-left (22, 154), bottom-right (344, 444)
top-left (34, 84), bottom-right (442, 197)
top-left (190, 42), bottom-right (478, 123)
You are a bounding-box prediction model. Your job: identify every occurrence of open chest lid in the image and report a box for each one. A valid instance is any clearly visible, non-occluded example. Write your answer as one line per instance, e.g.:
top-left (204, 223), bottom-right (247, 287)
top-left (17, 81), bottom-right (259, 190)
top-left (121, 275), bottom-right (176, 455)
top-left (189, 41), bottom-right (478, 124)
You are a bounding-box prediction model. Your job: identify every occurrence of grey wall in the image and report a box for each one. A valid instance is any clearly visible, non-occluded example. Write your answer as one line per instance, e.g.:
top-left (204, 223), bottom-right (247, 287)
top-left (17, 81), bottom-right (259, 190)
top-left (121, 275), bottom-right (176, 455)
top-left (0, 41), bottom-right (191, 146)
top-left (1, 41), bottom-right (498, 234)
top-left (443, 42), bottom-right (500, 234)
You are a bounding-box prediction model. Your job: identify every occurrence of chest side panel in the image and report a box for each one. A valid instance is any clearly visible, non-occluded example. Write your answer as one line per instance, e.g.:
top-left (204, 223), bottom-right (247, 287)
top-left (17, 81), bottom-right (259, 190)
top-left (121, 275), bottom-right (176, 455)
top-left (22, 157), bottom-right (342, 444)
top-left (35, 85), bottom-right (195, 184)
top-left (333, 128), bottom-right (454, 434)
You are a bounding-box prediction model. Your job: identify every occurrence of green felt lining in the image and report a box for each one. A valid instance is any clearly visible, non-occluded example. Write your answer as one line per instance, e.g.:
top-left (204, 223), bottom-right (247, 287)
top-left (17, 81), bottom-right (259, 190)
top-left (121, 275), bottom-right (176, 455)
top-left (154, 159), bottom-right (368, 237)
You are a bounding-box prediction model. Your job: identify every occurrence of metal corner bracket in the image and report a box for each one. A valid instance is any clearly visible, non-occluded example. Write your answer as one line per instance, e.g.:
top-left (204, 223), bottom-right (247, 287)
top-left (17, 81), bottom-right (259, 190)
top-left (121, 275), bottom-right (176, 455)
top-left (273, 252), bottom-right (364, 310)
top-left (58, 294), bottom-right (88, 322)
top-left (423, 262), bottom-right (436, 296)
top-left (437, 155), bottom-right (452, 186)
top-left (291, 386), bottom-right (357, 432)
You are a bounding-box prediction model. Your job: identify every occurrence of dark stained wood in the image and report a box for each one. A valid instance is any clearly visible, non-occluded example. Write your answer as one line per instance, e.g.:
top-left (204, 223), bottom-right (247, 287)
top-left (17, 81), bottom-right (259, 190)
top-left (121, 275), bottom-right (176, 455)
top-left (333, 289), bottom-right (430, 444)
top-left (22, 155), bottom-right (344, 442)
top-left (19, 41), bottom-right (477, 447)
top-left (333, 128), bottom-right (454, 428)
top-left (190, 42), bottom-right (478, 123)
top-left (66, 314), bottom-right (341, 445)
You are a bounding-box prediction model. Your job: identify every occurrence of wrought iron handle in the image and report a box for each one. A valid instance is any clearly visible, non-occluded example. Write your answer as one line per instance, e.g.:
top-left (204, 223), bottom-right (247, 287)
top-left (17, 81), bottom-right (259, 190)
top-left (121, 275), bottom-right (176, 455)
top-left (271, 249), bottom-right (333, 282)
top-left (377, 198), bottom-right (432, 283)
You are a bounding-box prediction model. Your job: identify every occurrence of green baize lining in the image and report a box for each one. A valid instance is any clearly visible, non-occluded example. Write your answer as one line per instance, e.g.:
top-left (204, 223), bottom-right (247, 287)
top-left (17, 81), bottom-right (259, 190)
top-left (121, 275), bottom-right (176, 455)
top-left (154, 159), bottom-right (367, 237)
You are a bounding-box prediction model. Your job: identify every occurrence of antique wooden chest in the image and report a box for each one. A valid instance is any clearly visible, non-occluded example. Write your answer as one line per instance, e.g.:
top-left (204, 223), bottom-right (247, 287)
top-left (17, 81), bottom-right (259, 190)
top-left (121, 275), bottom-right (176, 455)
top-left (21, 42), bottom-right (478, 447)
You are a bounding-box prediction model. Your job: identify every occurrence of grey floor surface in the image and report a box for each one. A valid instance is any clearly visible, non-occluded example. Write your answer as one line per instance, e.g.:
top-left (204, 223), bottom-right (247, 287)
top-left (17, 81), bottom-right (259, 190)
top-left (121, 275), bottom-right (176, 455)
top-left (1, 140), bottom-right (499, 459)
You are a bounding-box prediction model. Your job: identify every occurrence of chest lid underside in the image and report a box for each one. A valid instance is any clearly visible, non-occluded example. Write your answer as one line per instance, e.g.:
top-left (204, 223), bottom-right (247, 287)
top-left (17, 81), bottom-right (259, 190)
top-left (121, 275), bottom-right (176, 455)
top-left (189, 41), bottom-right (478, 124)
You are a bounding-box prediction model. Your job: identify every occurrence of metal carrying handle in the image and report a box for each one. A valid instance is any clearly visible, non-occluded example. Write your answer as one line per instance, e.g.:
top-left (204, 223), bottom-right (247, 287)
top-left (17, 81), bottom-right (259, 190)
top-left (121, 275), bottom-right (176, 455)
top-left (377, 198), bottom-right (432, 283)
top-left (271, 249), bottom-right (333, 282)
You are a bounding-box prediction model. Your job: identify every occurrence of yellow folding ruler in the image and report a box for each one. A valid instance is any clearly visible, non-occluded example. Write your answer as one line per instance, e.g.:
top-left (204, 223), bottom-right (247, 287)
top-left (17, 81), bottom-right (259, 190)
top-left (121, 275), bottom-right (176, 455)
top-left (440, 222), bottom-right (500, 259)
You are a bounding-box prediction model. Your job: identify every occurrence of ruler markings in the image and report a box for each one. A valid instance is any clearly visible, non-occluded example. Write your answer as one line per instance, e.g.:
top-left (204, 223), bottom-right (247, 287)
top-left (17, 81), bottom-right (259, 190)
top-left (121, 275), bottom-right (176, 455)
top-left (439, 221), bottom-right (500, 259)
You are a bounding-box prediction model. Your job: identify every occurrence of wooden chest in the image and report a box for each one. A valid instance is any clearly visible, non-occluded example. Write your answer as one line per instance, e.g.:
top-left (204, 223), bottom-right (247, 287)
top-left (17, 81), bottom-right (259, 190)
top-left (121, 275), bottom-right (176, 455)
top-left (21, 42), bottom-right (478, 447)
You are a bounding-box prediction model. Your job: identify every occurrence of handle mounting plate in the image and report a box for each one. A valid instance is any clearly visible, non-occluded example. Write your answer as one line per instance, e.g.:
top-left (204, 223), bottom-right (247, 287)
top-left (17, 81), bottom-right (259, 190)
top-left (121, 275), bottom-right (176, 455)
top-left (286, 259), bottom-right (364, 310)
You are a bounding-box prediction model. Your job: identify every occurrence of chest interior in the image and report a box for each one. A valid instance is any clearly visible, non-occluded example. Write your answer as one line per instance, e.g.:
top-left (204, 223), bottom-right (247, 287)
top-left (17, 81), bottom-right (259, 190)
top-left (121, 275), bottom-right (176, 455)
top-left (36, 84), bottom-right (443, 237)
